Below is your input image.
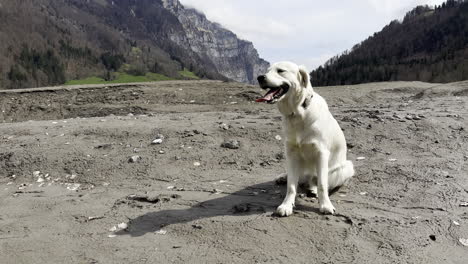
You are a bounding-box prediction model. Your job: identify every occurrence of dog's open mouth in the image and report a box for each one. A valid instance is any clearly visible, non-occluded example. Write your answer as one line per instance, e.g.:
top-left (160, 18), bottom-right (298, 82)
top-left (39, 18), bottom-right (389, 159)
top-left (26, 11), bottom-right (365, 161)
top-left (255, 84), bottom-right (289, 103)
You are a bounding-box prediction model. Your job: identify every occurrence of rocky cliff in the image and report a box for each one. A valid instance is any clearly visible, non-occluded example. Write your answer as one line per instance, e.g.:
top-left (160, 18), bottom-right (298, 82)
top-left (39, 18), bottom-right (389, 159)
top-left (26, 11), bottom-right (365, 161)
top-left (162, 0), bottom-right (270, 83)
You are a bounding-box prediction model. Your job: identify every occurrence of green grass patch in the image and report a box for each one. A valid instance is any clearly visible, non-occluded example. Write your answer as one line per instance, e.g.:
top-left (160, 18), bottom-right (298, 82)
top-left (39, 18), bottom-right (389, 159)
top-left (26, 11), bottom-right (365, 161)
top-left (178, 69), bottom-right (200, 79)
top-left (65, 72), bottom-right (173, 85)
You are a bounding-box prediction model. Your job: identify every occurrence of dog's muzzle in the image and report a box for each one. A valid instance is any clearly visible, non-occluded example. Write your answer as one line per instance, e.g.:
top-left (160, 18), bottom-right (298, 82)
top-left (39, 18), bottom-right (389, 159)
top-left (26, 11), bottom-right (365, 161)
top-left (256, 83), bottom-right (290, 103)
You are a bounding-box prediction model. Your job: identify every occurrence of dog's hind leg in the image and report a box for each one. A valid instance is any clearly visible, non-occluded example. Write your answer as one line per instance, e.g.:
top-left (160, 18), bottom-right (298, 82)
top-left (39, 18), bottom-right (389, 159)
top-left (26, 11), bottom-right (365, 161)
top-left (328, 160), bottom-right (354, 191)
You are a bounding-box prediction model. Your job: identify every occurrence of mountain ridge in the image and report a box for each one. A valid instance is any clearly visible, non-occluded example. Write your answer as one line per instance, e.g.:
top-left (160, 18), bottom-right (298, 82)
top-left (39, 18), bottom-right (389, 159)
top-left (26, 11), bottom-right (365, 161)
top-left (0, 0), bottom-right (269, 89)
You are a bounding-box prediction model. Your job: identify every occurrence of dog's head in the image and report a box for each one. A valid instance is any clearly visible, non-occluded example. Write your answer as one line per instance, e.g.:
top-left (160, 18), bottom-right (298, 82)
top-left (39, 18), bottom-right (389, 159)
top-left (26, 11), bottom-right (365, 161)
top-left (256, 61), bottom-right (311, 104)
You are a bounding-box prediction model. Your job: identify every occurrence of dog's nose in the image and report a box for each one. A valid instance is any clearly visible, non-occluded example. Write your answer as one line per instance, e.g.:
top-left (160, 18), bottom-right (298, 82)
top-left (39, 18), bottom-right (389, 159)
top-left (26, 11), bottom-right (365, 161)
top-left (257, 75), bottom-right (266, 83)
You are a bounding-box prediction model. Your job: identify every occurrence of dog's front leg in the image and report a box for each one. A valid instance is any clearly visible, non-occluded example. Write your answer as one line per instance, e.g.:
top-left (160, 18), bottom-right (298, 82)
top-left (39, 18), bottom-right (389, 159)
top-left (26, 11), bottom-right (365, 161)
top-left (316, 149), bottom-right (335, 214)
top-left (276, 148), bottom-right (301, 217)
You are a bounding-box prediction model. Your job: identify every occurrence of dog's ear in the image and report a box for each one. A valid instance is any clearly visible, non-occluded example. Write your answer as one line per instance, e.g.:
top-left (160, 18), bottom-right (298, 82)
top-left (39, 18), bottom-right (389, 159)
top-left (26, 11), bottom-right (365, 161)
top-left (298, 65), bottom-right (310, 88)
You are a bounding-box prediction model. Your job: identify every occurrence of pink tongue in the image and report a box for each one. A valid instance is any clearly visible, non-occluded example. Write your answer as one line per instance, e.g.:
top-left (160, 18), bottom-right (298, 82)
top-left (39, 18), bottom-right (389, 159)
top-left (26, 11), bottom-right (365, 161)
top-left (255, 89), bottom-right (277, 103)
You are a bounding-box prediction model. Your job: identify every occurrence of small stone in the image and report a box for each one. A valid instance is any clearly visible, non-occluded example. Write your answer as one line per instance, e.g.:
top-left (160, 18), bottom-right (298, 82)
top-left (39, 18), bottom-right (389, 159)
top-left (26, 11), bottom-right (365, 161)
top-left (159, 150), bottom-right (165, 154)
top-left (117, 223), bottom-right (128, 229)
top-left (155, 230), bottom-right (167, 235)
top-left (221, 140), bottom-right (240, 149)
top-left (33, 171), bottom-right (41, 177)
top-left (359, 192), bottom-right (367, 195)
top-left (152, 139), bottom-right (163, 145)
top-left (275, 135), bottom-right (282, 141)
top-left (192, 224), bottom-right (203, 229)
top-left (459, 202), bottom-right (468, 207)
top-left (453, 221), bottom-right (460, 226)
top-left (388, 158), bottom-right (397, 162)
top-left (459, 238), bottom-right (468, 247)
top-left (108, 234), bottom-right (117, 238)
top-left (429, 235), bottom-right (436, 241)
top-left (212, 189), bottom-right (222, 194)
top-left (129, 155), bottom-right (142, 163)
top-left (357, 157), bottom-right (366, 160)
top-left (193, 162), bottom-right (201, 167)
top-left (220, 123), bottom-right (229, 130)
top-left (66, 183), bottom-right (81, 191)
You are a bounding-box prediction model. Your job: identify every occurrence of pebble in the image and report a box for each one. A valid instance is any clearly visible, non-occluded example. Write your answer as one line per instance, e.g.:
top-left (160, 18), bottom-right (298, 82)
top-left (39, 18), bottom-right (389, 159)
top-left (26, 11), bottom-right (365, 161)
top-left (129, 155), bottom-right (142, 163)
top-left (357, 157), bottom-right (366, 160)
top-left (152, 139), bottom-right (163, 145)
top-left (66, 183), bottom-right (81, 191)
top-left (388, 158), bottom-right (397, 162)
top-left (459, 238), bottom-right (468, 247)
top-left (460, 202), bottom-right (468, 207)
top-left (159, 150), bottom-right (165, 154)
top-left (193, 162), bottom-right (201, 167)
top-left (117, 223), bottom-right (128, 229)
top-left (275, 135), bottom-right (282, 141)
top-left (220, 123), bottom-right (229, 130)
top-left (155, 230), bottom-right (167, 235)
top-left (221, 140), bottom-right (240, 149)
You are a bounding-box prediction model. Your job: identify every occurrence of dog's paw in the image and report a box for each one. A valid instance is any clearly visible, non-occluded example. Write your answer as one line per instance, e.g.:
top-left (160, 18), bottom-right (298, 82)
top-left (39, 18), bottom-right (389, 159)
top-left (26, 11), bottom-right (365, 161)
top-left (276, 203), bottom-right (293, 217)
top-left (319, 202), bottom-right (336, 215)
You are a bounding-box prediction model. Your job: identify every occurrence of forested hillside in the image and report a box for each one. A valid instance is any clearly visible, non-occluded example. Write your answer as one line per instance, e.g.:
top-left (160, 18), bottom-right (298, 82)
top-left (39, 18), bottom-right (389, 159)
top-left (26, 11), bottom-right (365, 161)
top-left (0, 0), bottom-right (268, 89)
top-left (311, 0), bottom-right (468, 86)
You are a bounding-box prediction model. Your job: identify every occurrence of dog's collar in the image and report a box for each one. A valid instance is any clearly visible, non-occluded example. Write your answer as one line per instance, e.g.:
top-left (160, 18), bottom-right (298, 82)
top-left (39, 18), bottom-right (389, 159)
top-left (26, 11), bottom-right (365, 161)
top-left (301, 94), bottom-right (313, 109)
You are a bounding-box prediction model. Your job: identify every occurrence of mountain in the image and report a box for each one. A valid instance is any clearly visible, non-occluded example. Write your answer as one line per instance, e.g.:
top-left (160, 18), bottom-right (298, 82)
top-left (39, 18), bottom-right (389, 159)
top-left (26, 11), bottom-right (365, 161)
top-left (311, 0), bottom-right (468, 86)
top-left (0, 0), bottom-right (269, 89)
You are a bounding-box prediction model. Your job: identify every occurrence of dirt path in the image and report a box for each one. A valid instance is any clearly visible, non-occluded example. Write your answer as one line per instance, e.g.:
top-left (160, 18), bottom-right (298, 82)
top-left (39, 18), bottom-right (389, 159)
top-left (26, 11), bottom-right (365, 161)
top-left (1, 80), bottom-right (467, 263)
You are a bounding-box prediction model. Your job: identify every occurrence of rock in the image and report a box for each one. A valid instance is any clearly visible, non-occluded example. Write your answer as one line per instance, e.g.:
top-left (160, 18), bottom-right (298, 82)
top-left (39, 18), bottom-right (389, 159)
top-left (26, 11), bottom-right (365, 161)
top-left (275, 135), bottom-right (282, 141)
top-left (162, 0), bottom-right (269, 84)
top-left (429, 235), bottom-right (436, 241)
top-left (192, 224), bottom-right (203, 230)
top-left (155, 230), bottom-right (167, 235)
top-left (357, 157), bottom-right (366, 160)
top-left (152, 138), bottom-right (163, 145)
top-left (66, 183), bottom-right (81, 191)
top-left (275, 152), bottom-right (285, 160)
top-left (459, 238), bottom-right (468, 247)
top-left (459, 202), bottom-right (468, 207)
top-left (129, 155), bottom-right (142, 163)
top-left (221, 139), bottom-right (240, 149)
top-left (193, 161), bottom-right (201, 167)
top-left (220, 123), bottom-right (230, 130)
top-left (212, 189), bottom-right (222, 194)
top-left (117, 222), bottom-right (128, 229)
top-left (233, 203), bottom-right (251, 213)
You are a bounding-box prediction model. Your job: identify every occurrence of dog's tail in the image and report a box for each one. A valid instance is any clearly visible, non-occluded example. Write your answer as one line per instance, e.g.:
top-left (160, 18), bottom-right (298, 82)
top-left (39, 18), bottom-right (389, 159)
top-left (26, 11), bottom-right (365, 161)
top-left (329, 160), bottom-right (354, 190)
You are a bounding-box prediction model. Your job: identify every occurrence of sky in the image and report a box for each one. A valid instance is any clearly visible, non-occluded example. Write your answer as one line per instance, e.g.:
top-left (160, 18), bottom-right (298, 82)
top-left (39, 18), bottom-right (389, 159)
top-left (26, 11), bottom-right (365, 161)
top-left (179, 0), bottom-right (447, 71)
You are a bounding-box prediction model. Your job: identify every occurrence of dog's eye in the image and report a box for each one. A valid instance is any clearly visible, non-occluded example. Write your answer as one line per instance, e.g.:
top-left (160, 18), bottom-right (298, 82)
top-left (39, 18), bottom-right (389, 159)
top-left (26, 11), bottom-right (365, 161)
top-left (277, 69), bottom-right (285, 74)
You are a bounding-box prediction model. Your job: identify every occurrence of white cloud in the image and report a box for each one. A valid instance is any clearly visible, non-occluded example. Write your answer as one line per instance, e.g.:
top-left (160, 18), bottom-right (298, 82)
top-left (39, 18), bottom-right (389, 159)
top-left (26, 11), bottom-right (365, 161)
top-left (180, 0), bottom-right (447, 70)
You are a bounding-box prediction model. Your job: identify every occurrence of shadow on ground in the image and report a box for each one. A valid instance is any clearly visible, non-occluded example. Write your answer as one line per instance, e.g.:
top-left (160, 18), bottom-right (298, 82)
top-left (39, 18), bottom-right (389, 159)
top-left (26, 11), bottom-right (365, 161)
top-left (116, 180), bottom-right (324, 237)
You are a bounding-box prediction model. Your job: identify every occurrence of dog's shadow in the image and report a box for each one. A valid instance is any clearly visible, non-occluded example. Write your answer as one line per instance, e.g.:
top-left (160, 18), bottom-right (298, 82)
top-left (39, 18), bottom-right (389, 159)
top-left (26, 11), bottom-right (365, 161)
top-left (116, 180), bottom-right (322, 237)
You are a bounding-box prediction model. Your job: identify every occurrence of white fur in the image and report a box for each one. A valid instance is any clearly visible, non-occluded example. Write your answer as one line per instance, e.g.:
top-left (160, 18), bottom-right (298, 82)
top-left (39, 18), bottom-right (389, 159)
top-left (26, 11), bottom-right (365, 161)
top-left (260, 61), bottom-right (354, 216)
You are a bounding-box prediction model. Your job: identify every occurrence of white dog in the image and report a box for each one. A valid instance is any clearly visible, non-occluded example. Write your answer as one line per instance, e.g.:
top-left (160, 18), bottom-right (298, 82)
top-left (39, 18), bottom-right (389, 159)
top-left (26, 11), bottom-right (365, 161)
top-left (256, 61), bottom-right (354, 216)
